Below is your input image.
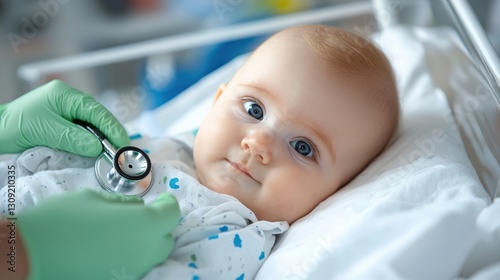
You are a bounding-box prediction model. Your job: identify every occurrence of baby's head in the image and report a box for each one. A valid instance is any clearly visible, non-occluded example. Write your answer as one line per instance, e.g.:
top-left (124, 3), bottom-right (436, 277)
top-left (193, 25), bottom-right (399, 223)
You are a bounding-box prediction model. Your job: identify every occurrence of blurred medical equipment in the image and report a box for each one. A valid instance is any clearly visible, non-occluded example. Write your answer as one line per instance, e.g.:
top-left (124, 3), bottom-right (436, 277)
top-left (75, 120), bottom-right (153, 196)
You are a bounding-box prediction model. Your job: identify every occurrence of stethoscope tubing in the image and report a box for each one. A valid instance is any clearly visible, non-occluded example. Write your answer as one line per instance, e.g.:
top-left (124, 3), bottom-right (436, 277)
top-left (74, 120), bottom-right (118, 157)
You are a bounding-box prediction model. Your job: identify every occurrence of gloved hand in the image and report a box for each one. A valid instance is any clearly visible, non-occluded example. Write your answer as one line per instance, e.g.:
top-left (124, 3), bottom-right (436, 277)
top-left (17, 190), bottom-right (180, 280)
top-left (0, 79), bottom-right (129, 157)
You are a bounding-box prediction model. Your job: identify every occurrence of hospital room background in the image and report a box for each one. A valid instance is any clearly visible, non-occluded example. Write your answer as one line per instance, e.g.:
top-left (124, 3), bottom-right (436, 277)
top-left (0, 0), bottom-right (498, 124)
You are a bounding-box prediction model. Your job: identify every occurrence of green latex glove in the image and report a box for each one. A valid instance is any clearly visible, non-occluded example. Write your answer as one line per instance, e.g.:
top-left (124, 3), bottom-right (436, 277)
top-left (17, 189), bottom-right (180, 280)
top-left (0, 79), bottom-right (129, 157)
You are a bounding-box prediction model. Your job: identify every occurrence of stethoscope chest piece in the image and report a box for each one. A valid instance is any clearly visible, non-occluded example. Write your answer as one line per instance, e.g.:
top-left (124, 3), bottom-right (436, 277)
top-left (95, 149), bottom-right (154, 196)
top-left (76, 120), bottom-right (154, 196)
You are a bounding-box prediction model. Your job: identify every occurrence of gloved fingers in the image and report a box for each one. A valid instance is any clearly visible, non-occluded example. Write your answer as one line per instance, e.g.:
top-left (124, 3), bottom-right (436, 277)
top-left (147, 192), bottom-right (181, 232)
top-left (148, 234), bottom-right (175, 267)
top-left (80, 99), bottom-right (130, 149)
top-left (48, 80), bottom-right (130, 149)
top-left (37, 117), bottom-right (103, 157)
top-left (66, 121), bottom-right (104, 157)
top-left (61, 88), bottom-right (130, 148)
top-left (53, 189), bottom-right (144, 205)
top-left (91, 189), bottom-right (144, 204)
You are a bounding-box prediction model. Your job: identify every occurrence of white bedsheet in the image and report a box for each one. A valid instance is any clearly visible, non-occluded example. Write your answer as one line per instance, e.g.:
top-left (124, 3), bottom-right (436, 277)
top-left (127, 26), bottom-right (499, 279)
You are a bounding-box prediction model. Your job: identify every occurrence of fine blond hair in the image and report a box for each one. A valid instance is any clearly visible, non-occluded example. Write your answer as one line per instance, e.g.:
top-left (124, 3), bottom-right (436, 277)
top-left (301, 25), bottom-right (399, 158)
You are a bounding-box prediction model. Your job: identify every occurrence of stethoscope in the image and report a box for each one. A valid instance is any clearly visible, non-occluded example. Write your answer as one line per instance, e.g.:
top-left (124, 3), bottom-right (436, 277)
top-left (75, 120), bottom-right (154, 196)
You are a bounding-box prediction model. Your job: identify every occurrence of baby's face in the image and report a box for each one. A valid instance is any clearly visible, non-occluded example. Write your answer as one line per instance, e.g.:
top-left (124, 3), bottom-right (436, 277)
top-left (193, 34), bottom-right (381, 223)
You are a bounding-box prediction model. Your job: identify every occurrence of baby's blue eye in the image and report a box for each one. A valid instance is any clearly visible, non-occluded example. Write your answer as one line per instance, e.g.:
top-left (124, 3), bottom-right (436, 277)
top-left (290, 140), bottom-right (313, 157)
top-left (243, 101), bottom-right (264, 120)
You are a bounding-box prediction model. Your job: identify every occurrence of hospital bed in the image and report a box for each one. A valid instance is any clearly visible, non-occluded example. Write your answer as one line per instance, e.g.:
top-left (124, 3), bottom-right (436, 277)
top-left (17, 0), bottom-right (500, 279)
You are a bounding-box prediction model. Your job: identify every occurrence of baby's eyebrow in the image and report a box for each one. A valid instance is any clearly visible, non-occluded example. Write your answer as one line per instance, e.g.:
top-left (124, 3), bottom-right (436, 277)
top-left (238, 83), bottom-right (275, 100)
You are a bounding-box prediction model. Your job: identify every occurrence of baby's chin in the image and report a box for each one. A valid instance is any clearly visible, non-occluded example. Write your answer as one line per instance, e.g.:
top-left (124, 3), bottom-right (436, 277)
top-left (195, 170), bottom-right (210, 190)
top-left (195, 170), bottom-right (225, 194)
top-left (253, 210), bottom-right (296, 224)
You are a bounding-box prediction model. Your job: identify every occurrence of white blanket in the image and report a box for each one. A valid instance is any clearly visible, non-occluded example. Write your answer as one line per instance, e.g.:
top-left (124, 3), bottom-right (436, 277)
top-left (0, 135), bottom-right (288, 280)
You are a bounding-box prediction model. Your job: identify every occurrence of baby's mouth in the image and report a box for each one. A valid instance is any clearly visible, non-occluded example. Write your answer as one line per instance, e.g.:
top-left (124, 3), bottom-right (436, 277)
top-left (226, 159), bottom-right (258, 182)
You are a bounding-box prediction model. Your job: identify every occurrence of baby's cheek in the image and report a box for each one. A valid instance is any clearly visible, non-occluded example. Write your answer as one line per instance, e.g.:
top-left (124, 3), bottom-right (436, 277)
top-left (197, 164), bottom-right (235, 197)
top-left (289, 174), bottom-right (332, 206)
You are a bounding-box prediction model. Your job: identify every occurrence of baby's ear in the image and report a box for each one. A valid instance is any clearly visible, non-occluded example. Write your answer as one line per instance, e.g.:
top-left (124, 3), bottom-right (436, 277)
top-left (213, 84), bottom-right (226, 103)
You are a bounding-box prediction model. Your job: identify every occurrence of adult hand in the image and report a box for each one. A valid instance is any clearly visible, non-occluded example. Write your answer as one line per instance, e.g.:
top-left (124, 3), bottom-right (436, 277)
top-left (17, 190), bottom-right (180, 280)
top-left (0, 79), bottom-right (129, 157)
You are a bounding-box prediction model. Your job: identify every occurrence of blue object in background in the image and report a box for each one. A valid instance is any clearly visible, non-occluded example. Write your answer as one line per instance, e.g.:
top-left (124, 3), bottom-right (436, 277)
top-left (140, 0), bottom-right (312, 109)
top-left (140, 34), bottom-right (268, 109)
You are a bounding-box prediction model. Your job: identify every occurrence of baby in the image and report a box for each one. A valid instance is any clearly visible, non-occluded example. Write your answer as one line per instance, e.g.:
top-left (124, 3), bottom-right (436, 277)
top-left (194, 24), bottom-right (399, 223)
top-left (0, 25), bottom-right (398, 279)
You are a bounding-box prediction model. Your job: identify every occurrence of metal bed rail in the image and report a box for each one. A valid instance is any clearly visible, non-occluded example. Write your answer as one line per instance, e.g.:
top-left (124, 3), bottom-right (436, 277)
top-left (442, 0), bottom-right (500, 198)
top-left (443, 0), bottom-right (500, 104)
top-left (17, 1), bottom-right (373, 86)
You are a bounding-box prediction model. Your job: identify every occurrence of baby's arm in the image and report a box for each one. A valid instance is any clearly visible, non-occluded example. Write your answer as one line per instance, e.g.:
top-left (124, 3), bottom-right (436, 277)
top-left (0, 146), bottom-right (99, 214)
top-left (0, 146), bottom-right (95, 187)
top-left (146, 225), bottom-right (278, 279)
top-left (14, 146), bottom-right (95, 176)
top-left (1, 164), bottom-right (99, 215)
top-left (143, 190), bottom-right (287, 279)
top-left (174, 221), bottom-right (283, 279)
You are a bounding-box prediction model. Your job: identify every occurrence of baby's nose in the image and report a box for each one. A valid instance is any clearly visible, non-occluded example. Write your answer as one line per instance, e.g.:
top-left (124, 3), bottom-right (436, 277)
top-left (241, 128), bottom-right (275, 164)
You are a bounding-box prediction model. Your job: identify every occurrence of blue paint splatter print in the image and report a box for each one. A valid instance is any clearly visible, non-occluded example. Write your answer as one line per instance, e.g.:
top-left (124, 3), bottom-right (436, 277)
top-left (188, 262), bottom-right (198, 269)
top-left (169, 177), bottom-right (180, 189)
top-left (208, 234), bottom-right (219, 240)
top-left (129, 133), bottom-right (142, 140)
top-left (233, 234), bottom-right (242, 248)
